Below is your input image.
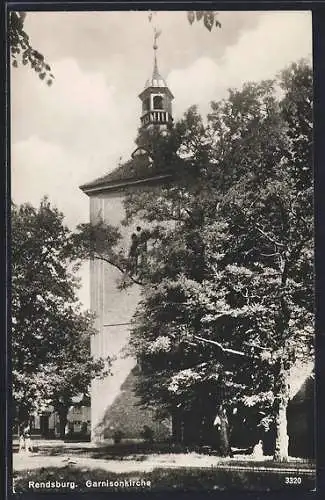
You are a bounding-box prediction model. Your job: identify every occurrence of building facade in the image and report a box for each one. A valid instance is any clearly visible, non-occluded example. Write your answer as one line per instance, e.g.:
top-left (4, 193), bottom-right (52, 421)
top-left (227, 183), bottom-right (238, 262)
top-left (14, 401), bottom-right (91, 440)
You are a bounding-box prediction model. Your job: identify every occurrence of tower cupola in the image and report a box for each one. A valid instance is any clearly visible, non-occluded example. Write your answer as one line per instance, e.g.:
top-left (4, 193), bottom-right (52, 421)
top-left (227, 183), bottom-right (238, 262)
top-left (138, 28), bottom-right (174, 130)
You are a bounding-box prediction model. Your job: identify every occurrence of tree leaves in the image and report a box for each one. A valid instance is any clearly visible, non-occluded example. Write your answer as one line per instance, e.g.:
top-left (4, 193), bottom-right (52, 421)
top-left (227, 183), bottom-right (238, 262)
top-left (187, 11), bottom-right (195, 25)
top-left (148, 10), bottom-right (221, 31)
top-left (187, 11), bottom-right (222, 31)
top-left (9, 11), bottom-right (54, 85)
top-left (203, 12), bottom-right (215, 32)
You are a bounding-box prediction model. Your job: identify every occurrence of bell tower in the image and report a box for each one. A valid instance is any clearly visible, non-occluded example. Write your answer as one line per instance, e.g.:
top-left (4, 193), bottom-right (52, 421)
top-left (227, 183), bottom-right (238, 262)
top-left (138, 28), bottom-right (174, 130)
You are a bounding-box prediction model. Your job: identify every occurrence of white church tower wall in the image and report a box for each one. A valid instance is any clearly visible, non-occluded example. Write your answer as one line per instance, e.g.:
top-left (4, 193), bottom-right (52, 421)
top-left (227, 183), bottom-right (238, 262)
top-left (89, 192), bottom-right (141, 441)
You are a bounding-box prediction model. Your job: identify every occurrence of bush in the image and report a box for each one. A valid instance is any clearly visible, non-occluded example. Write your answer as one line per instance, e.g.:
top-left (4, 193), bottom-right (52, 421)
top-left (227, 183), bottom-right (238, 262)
top-left (141, 425), bottom-right (154, 443)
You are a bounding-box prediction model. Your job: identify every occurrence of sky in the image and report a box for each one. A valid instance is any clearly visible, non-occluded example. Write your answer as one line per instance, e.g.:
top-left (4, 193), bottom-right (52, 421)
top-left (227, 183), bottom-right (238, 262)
top-left (11, 10), bottom-right (312, 308)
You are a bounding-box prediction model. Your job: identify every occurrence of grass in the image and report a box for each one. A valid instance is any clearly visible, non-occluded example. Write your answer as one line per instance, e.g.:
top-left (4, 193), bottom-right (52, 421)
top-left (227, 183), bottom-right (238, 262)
top-left (13, 465), bottom-right (316, 493)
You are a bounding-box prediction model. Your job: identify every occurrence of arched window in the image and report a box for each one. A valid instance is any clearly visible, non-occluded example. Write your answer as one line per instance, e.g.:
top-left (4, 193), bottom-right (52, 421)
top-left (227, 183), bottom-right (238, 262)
top-left (153, 95), bottom-right (163, 110)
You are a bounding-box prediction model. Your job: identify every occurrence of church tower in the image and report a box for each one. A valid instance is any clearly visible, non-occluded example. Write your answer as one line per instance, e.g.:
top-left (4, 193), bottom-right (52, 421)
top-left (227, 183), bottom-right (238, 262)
top-left (80, 29), bottom-right (174, 443)
top-left (138, 29), bottom-right (174, 131)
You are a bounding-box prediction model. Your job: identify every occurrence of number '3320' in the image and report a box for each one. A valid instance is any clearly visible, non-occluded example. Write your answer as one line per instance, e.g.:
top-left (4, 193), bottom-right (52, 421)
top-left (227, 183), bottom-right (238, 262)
top-left (285, 477), bottom-right (302, 484)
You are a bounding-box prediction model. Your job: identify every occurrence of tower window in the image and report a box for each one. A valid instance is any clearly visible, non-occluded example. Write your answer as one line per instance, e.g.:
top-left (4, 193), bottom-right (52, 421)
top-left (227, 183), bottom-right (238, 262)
top-left (153, 95), bottom-right (164, 110)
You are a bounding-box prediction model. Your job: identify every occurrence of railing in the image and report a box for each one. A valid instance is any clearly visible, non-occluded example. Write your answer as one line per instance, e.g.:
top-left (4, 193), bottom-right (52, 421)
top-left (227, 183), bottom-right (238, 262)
top-left (141, 110), bottom-right (169, 126)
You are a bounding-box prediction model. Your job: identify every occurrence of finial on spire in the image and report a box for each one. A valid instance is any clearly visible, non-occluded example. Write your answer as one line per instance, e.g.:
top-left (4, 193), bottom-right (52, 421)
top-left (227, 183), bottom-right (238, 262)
top-left (153, 27), bottom-right (162, 51)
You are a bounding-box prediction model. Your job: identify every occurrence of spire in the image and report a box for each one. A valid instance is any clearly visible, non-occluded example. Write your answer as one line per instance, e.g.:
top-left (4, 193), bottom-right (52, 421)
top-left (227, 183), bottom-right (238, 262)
top-left (142, 26), bottom-right (169, 89)
top-left (153, 51), bottom-right (159, 80)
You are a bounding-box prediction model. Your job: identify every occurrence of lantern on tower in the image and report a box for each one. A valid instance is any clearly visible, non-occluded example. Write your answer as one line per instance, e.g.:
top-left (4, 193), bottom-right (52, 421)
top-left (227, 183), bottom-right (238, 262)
top-left (138, 28), bottom-right (174, 131)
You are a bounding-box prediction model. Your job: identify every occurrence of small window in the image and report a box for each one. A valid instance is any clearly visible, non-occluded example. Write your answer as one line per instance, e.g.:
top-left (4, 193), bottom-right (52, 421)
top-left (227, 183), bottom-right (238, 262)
top-left (153, 95), bottom-right (163, 110)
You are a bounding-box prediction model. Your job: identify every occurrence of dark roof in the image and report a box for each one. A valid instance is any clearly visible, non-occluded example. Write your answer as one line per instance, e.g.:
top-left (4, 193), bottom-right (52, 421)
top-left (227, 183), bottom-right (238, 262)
top-left (80, 154), bottom-right (172, 194)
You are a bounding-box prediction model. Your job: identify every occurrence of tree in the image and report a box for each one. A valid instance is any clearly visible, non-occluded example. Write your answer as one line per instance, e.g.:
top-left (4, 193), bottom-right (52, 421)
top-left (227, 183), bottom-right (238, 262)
top-left (12, 198), bottom-right (109, 436)
top-left (73, 60), bottom-right (313, 460)
top-left (9, 11), bottom-right (54, 85)
top-left (205, 60), bottom-right (313, 460)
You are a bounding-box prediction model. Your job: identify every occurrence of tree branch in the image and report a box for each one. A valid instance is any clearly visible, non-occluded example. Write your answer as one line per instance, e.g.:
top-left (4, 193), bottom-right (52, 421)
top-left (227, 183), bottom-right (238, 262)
top-left (192, 335), bottom-right (260, 359)
top-left (256, 225), bottom-right (286, 248)
top-left (92, 253), bottom-right (143, 286)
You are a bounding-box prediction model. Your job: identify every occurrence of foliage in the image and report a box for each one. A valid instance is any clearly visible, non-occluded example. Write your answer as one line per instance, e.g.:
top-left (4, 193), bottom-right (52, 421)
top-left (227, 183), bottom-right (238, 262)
top-left (148, 10), bottom-right (221, 31)
top-left (12, 198), bottom-right (109, 429)
top-left (141, 425), bottom-right (155, 443)
top-left (8, 11), bottom-right (54, 85)
top-left (143, 63), bottom-right (310, 448)
top-left (187, 11), bottom-right (222, 31)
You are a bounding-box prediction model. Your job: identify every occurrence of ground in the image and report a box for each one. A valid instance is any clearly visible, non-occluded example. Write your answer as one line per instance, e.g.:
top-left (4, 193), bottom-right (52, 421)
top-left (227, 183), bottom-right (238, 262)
top-left (12, 439), bottom-right (316, 493)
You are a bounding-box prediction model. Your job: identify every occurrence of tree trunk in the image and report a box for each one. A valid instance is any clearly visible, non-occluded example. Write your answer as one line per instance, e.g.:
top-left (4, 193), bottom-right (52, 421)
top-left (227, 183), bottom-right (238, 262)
top-left (273, 362), bottom-right (290, 462)
top-left (216, 404), bottom-right (232, 457)
top-left (17, 405), bottom-right (31, 439)
top-left (274, 396), bottom-right (289, 461)
top-left (17, 405), bottom-right (33, 454)
top-left (57, 407), bottom-right (69, 439)
top-left (17, 405), bottom-right (30, 429)
top-left (172, 408), bottom-right (183, 443)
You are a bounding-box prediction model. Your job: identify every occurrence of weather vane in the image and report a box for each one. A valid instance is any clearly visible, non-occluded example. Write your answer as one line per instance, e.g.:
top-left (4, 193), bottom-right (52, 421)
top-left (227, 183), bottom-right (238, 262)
top-left (148, 11), bottom-right (161, 51)
top-left (153, 26), bottom-right (162, 51)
